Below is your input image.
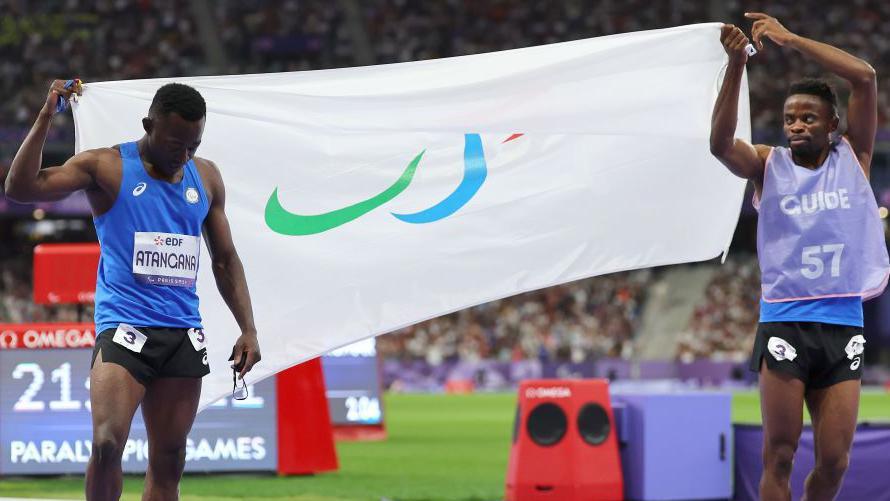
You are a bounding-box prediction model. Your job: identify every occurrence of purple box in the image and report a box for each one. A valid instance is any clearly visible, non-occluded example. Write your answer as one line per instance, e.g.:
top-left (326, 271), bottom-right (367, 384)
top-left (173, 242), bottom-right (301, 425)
top-left (612, 391), bottom-right (733, 500)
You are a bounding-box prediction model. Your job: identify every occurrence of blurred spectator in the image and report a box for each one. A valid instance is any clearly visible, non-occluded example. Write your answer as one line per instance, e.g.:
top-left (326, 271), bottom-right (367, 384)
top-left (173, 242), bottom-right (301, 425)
top-left (212, 0), bottom-right (353, 74)
top-left (675, 255), bottom-right (760, 363)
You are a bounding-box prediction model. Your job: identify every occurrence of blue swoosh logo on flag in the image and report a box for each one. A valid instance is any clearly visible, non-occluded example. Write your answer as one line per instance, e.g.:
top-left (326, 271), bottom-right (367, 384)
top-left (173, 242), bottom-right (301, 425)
top-left (392, 133), bottom-right (487, 224)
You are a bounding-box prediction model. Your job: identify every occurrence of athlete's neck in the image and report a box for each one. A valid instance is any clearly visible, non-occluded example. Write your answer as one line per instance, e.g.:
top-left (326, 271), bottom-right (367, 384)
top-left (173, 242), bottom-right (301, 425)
top-left (791, 146), bottom-right (830, 169)
top-left (136, 138), bottom-right (184, 183)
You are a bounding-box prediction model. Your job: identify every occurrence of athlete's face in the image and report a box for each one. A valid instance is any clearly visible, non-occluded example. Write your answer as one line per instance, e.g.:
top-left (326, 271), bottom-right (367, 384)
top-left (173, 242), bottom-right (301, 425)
top-left (782, 94), bottom-right (838, 158)
top-left (143, 112), bottom-right (205, 174)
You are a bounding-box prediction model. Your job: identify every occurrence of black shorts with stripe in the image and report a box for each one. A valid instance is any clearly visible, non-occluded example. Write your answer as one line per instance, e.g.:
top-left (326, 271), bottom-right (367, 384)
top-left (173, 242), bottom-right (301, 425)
top-left (91, 324), bottom-right (210, 386)
top-left (749, 321), bottom-right (865, 389)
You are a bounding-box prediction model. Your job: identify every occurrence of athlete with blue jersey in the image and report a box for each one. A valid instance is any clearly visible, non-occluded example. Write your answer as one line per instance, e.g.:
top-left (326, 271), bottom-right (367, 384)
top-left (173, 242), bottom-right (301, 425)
top-left (5, 81), bottom-right (261, 500)
top-left (711, 13), bottom-right (888, 501)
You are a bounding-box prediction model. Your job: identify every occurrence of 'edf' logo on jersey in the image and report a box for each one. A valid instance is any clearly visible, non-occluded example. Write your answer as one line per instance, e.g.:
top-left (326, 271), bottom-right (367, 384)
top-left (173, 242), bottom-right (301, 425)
top-left (154, 236), bottom-right (184, 246)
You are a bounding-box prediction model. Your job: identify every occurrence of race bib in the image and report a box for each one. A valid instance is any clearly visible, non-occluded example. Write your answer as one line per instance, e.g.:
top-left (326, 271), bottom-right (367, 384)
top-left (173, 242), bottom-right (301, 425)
top-left (187, 328), bottom-right (207, 351)
top-left (132, 232), bottom-right (200, 287)
top-left (767, 336), bottom-right (797, 362)
top-left (112, 323), bottom-right (147, 353)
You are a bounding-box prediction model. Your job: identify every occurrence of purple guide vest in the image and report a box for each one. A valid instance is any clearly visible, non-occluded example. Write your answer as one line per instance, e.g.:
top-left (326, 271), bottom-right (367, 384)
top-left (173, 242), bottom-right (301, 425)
top-left (755, 137), bottom-right (889, 302)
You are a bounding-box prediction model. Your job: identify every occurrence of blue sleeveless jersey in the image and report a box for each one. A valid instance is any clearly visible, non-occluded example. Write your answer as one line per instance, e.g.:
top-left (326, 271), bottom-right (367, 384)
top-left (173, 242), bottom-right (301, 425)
top-left (93, 142), bottom-right (209, 332)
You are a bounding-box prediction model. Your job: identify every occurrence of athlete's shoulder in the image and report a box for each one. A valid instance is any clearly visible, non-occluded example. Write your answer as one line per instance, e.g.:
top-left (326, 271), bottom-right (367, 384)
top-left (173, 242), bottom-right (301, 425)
top-left (192, 156), bottom-right (224, 205)
top-left (65, 147), bottom-right (122, 186)
top-left (69, 147), bottom-right (118, 168)
top-left (192, 156), bottom-right (220, 175)
top-left (93, 146), bottom-right (121, 156)
top-left (749, 144), bottom-right (773, 189)
top-left (754, 144), bottom-right (773, 161)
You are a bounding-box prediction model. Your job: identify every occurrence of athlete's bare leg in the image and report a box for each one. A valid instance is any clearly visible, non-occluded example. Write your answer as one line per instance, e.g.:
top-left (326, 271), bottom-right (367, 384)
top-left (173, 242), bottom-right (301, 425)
top-left (86, 350), bottom-right (146, 501)
top-left (759, 359), bottom-right (805, 501)
top-left (141, 376), bottom-right (202, 501)
top-left (801, 379), bottom-right (860, 501)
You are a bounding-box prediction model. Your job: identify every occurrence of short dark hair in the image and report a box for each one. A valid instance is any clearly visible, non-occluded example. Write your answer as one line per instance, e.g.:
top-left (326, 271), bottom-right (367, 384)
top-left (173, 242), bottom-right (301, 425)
top-left (149, 83), bottom-right (206, 121)
top-left (786, 78), bottom-right (838, 118)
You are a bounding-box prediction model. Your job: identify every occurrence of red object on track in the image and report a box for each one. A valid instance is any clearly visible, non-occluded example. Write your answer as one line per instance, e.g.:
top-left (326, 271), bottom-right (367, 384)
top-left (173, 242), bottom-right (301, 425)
top-left (32, 243), bottom-right (100, 304)
top-left (276, 358), bottom-right (339, 474)
top-left (505, 379), bottom-right (623, 501)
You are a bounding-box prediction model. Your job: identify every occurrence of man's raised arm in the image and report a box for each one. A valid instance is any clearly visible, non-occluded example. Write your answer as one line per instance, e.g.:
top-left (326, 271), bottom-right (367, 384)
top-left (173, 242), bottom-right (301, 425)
top-left (710, 24), bottom-right (768, 181)
top-left (4, 79), bottom-right (95, 203)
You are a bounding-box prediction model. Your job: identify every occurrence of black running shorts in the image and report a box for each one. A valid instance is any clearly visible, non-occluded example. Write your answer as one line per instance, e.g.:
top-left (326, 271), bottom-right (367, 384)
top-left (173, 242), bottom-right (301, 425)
top-left (91, 324), bottom-right (210, 386)
top-left (749, 321), bottom-right (865, 389)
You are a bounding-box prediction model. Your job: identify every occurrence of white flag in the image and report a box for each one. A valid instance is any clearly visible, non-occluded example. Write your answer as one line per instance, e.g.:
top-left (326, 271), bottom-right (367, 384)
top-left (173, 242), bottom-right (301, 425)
top-left (72, 23), bottom-right (749, 409)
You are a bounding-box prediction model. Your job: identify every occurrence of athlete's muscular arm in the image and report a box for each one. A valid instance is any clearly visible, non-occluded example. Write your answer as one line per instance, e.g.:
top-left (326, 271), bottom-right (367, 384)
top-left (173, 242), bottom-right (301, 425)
top-left (747, 12), bottom-right (878, 175)
top-left (710, 25), bottom-right (770, 182)
top-left (200, 159), bottom-right (261, 377)
top-left (4, 80), bottom-right (96, 202)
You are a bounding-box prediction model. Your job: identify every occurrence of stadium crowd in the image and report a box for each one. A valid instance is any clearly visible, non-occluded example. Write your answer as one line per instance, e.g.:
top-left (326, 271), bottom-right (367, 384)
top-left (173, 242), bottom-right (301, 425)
top-left (0, 0), bottom-right (205, 136)
top-left (2, 1), bottom-right (889, 136)
top-left (1, 1), bottom-right (887, 361)
top-left (363, 1), bottom-right (702, 65)
top-left (212, 0), bottom-right (354, 74)
top-left (376, 270), bottom-right (651, 364)
top-left (675, 256), bottom-right (761, 363)
top-left (362, 0), bottom-right (890, 143)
